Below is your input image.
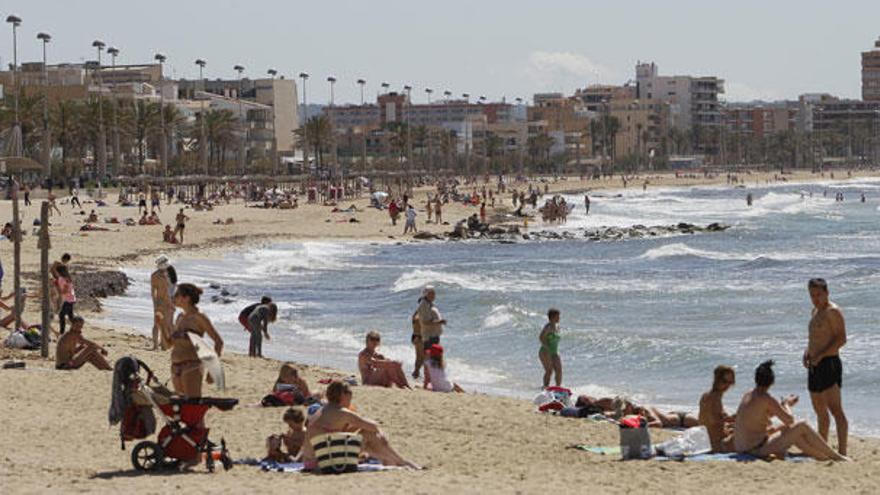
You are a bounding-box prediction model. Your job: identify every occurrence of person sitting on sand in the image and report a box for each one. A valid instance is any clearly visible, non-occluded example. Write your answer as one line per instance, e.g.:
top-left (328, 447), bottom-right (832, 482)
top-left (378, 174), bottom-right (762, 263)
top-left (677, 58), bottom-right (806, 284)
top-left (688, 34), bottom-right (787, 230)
top-left (263, 434), bottom-right (293, 463)
top-left (423, 344), bottom-right (465, 393)
top-left (55, 316), bottom-right (112, 370)
top-left (147, 211), bottom-right (161, 225)
top-left (301, 381), bottom-right (420, 470)
top-left (271, 362), bottom-right (318, 405)
top-left (281, 407), bottom-right (307, 458)
top-left (138, 212), bottom-right (150, 226)
top-left (162, 225), bottom-right (178, 244)
top-left (87, 210), bottom-right (99, 223)
top-left (734, 360), bottom-right (848, 461)
top-left (163, 283), bottom-right (223, 398)
top-left (358, 331), bottom-right (410, 389)
top-left (539, 308), bottom-right (563, 389)
top-left (699, 365), bottom-right (737, 453)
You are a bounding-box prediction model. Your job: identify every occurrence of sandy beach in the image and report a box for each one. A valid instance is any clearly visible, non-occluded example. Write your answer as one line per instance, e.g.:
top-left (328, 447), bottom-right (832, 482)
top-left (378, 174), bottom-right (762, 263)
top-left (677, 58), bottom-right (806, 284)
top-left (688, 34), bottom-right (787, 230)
top-left (2, 171), bottom-right (880, 494)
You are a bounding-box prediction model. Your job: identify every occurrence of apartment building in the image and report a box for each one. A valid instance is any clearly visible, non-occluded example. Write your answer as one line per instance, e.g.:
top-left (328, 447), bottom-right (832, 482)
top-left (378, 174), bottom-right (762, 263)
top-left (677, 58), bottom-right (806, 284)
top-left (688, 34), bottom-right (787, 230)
top-left (723, 103), bottom-right (797, 137)
top-left (574, 84), bottom-right (637, 112)
top-left (862, 37), bottom-right (880, 101)
top-left (527, 94), bottom-right (591, 158)
top-left (608, 99), bottom-right (669, 158)
top-left (635, 62), bottom-right (725, 131)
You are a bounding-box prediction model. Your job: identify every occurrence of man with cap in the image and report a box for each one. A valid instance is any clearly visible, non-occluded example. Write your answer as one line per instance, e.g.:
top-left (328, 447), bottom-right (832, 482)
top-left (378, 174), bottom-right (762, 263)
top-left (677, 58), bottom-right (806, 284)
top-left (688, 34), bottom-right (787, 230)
top-left (150, 255), bottom-right (176, 350)
top-left (417, 286), bottom-right (446, 352)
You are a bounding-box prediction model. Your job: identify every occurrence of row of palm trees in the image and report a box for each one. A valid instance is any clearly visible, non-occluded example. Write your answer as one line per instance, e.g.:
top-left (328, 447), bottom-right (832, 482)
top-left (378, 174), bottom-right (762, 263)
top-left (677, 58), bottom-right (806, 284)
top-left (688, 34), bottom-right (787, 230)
top-left (0, 90), bottom-right (258, 179)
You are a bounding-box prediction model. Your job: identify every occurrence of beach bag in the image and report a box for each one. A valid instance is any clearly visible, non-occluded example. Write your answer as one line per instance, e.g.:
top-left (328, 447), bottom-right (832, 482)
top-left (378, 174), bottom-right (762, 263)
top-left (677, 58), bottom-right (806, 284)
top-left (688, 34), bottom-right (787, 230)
top-left (311, 432), bottom-right (362, 474)
top-left (619, 416), bottom-right (652, 460)
top-left (534, 386), bottom-right (573, 412)
top-left (654, 426), bottom-right (711, 458)
top-left (121, 405), bottom-right (155, 442)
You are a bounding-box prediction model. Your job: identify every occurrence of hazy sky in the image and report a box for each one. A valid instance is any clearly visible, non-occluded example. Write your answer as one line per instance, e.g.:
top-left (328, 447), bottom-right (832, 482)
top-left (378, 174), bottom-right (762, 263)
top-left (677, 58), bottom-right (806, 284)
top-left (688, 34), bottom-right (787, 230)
top-left (3, 0), bottom-right (879, 104)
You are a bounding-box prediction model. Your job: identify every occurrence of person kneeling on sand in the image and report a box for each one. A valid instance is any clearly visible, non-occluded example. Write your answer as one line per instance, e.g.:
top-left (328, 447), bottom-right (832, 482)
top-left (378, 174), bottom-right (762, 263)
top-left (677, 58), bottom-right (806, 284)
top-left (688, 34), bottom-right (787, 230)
top-left (301, 381), bottom-right (420, 470)
top-left (358, 331), bottom-right (410, 389)
top-left (734, 360), bottom-right (848, 461)
top-left (699, 365), bottom-right (737, 453)
top-left (55, 316), bottom-right (112, 370)
top-left (423, 344), bottom-right (465, 393)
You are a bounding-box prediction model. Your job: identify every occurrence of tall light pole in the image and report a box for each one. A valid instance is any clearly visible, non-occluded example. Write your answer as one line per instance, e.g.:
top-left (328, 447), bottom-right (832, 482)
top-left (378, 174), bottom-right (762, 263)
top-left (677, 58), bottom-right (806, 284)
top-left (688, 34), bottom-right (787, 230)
top-left (267, 68), bottom-right (278, 175)
top-left (195, 59), bottom-right (208, 174)
top-left (463, 93), bottom-right (471, 176)
top-left (298, 72), bottom-right (309, 174)
top-left (37, 32), bottom-right (51, 178)
top-left (425, 88), bottom-right (433, 170)
top-left (478, 95), bottom-right (487, 175)
top-left (403, 85), bottom-right (413, 179)
top-left (444, 90), bottom-right (452, 172)
top-left (6, 15), bottom-right (22, 157)
top-left (234, 64), bottom-right (246, 174)
top-left (380, 82), bottom-right (390, 171)
top-left (154, 53), bottom-right (168, 176)
top-left (357, 78), bottom-right (367, 176)
top-left (327, 76), bottom-right (338, 178)
top-left (107, 46), bottom-right (121, 176)
top-left (515, 97), bottom-right (525, 174)
top-left (92, 40), bottom-right (107, 180)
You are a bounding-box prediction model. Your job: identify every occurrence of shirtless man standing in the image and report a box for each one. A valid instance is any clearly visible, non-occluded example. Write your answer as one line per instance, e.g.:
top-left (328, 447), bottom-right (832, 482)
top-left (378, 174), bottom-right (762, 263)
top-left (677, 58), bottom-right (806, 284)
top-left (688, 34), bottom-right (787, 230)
top-left (734, 360), bottom-right (846, 461)
top-left (804, 278), bottom-right (848, 456)
top-left (174, 208), bottom-right (189, 244)
top-left (55, 316), bottom-right (112, 370)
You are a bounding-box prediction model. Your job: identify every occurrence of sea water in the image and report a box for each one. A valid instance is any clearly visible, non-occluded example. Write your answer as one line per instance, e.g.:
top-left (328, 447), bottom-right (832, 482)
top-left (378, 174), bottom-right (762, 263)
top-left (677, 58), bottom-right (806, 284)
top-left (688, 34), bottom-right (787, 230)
top-left (102, 178), bottom-right (880, 436)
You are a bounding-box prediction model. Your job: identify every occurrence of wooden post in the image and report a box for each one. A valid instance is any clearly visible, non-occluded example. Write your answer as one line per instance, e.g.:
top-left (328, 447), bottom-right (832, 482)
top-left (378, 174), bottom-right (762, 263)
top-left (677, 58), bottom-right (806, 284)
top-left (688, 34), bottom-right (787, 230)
top-left (11, 179), bottom-right (22, 333)
top-left (39, 202), bottom-right (50, 357)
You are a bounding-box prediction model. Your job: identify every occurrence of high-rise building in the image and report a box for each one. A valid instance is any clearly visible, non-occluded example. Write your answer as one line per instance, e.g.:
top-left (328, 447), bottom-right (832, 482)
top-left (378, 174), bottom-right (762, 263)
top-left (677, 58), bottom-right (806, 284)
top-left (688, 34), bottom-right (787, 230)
top-left (862, 37), bottom-right (880, 101)
top-left (635, 62), bottom-right (724, 131)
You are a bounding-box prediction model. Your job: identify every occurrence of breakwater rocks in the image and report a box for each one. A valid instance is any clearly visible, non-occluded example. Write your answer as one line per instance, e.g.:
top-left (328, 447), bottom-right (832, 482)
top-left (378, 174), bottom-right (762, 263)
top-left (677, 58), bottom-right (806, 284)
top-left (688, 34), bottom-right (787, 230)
top-left (411, 222), bottom-right (729, 243)
top-left (75, 270), bottom-right (130, 312)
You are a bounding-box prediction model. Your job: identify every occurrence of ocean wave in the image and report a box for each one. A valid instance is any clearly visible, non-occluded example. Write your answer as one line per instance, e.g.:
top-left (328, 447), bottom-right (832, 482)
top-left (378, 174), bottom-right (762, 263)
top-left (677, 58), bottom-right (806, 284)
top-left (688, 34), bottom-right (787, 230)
top-left (482, 304), bottom-right (540, 329)
top-left (244, 242), bottom-right (369, 274)
top-left (639, 243), bottom-right (751, 262)
top-left (391, 269), bottom-right (502, 293)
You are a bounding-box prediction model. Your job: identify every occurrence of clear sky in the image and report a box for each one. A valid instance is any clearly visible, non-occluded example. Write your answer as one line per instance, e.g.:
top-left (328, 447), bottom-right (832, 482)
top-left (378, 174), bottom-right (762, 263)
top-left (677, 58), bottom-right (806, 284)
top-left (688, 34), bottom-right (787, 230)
top-left (3, 0), bottom-right (879, 104)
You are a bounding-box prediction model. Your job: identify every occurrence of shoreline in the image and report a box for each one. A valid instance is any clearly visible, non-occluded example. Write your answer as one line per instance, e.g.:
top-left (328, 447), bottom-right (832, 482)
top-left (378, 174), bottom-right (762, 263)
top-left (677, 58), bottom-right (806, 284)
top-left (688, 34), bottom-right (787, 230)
top-left (4, 171), bottom-right (880, 493)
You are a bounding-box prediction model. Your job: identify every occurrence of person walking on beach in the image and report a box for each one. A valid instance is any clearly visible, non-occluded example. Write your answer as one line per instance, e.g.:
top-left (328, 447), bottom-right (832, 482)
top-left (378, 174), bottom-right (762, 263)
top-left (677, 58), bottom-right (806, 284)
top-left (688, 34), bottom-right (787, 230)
top-left (734, 360), bottom-right (847, 461)
top-left (55, 265), bottom-right (76, 334)
top-left (166, 283), bottom-right (223, 398)
top-left (403, 204), bottom-right (417, 234)
top-left (389, 199), bottom-right (400, 226)
top-left (584, 194), bottom-right (590, 215)
top-left (804, 278), bottom-right (849, 456)
top-left (150, 256), bottom-right (176, 350)
top-left (410, 300), bottom-right (425, 379)
top-left (417, 286), bottom-right (446, 350)
top-left (247, 301), bottom-right (278, 358)
top-left (434, 199), bottom-right (442, 224)
top-left (23, 184), bottom-right (31, 207)
top-left (538, 308), bottom-right (562, 389)
top-left (174, 208), bottom-right (189, 244)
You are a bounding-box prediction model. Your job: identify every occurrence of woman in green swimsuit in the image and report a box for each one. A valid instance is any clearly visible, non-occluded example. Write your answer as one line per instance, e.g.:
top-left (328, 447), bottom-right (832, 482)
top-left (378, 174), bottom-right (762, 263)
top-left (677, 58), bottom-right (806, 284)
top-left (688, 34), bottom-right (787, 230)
top-left (539, 308), bottom-right (563, 388)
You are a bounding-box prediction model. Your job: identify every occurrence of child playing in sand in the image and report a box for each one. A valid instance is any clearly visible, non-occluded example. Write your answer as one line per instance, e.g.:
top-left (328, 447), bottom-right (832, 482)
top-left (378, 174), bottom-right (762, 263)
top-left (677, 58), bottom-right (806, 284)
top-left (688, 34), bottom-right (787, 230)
top-left (538, 308), bottom-right (562, 389)
top-left (423, 344), bottom-right (465, 393)
top-left (281, 407), bottom-right (306, 458)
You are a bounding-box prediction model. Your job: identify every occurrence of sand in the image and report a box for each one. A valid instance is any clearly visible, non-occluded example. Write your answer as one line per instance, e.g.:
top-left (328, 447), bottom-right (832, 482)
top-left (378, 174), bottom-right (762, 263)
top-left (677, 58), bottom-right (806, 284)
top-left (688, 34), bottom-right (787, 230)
top-left (2, 171), bottom-right (879, 494)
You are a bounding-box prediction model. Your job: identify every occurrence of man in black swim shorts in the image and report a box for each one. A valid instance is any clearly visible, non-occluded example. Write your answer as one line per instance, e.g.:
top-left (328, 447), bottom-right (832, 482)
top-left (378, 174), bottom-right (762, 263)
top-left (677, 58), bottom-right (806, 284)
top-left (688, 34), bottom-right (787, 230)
top-left (804, 278), bottom-right (848, 456)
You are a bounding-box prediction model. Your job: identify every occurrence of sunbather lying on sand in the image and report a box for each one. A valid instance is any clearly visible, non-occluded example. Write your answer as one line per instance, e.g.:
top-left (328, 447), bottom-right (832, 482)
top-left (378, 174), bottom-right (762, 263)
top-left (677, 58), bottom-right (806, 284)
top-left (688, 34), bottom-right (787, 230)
top-left (300, 381), bottom-right (420, 470)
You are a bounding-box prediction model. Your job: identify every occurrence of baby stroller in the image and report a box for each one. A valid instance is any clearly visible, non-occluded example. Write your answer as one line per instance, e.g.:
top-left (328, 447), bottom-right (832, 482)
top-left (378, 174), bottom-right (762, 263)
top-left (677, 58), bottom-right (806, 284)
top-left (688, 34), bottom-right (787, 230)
top-left (109, 356), bottom-right (237, 472)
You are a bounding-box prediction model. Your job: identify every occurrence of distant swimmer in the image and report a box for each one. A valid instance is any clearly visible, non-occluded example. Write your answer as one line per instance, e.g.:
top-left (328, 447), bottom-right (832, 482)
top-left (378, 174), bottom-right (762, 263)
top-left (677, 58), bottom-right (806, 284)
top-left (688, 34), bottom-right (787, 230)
top-left (746, 193), bottom-right (753, 207)
top-left (861, 193), bottom-right (866, 203)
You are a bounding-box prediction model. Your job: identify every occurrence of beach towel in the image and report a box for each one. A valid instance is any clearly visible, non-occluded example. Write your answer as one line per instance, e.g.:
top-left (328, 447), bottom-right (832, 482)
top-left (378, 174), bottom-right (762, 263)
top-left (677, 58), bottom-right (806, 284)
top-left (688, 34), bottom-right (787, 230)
top-left (655, 452), bottom-right (814, 463)
top-left (570, 445), bottom-right (621, 456)
top-left (259, 460), bottom-right (402, 473)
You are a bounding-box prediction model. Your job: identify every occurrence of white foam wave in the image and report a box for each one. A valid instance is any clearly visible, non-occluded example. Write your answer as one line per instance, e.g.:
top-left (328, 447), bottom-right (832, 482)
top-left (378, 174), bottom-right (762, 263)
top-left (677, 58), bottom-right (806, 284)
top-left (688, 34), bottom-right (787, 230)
top-left (482, 304), bottom-right (539, 329)
top-left (391, 269), bottom-right (499, 293)
top-left (244, 242), bottom-right (368, 275)
top-left (639, 243), bottom-right (751, 261)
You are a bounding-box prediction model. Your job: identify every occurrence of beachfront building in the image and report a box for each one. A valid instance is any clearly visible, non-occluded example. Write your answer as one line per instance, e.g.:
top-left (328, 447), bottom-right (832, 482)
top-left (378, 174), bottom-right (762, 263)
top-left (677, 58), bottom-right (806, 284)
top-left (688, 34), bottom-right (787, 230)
top-left (574, 84), bottom-right (637, 112)
top-left (723, 103), bottom-right (798, 138)
top-left (608, 99), bottom-right (669, 165)
top-left (527, 93), bottom-right (591, 169)
top-left (177, 78), bottom-right (299, 154)
top-left (862, 37), bottom-right (880, 102)
top-left (635, 62), bottom-right (725, 155)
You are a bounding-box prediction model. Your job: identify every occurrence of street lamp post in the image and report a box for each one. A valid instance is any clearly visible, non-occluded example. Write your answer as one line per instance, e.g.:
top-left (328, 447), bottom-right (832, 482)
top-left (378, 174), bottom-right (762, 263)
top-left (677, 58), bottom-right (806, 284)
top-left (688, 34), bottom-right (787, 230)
top-left (154, 53), bottom-right (168, 176)
top-left (380, 82), bottom-right (390, 170)
top-left (479, 95), bottom-right (487, 174)
top-left (403, 85), bottom-right (413, 181)
top-left (6, 15), bottom-right (22, 157)
top-left (234, 65), bottom-right (246, 174)
top-left (195, 59), bottom-right (208, 174)
top-left (425, 88), bottom-right (433, 170)
top-left (444, 90), bottom-right (452, 172)
top-left (298, 72), bottom-right (309, 174)
top-left (462, 93), bottom-right (470, 177)
top-left (107, 46), bottom-right (120, 176)
top-left (267, 68), bottom-right (278, 175)
top-left (357, 79), bottom-right (367, 176)
top-left (37, 32), bottom-right (51, 178)
top-left (327, 76), bottom-right (338, 179)
top-left (92, 40), bottom-right (107, 181)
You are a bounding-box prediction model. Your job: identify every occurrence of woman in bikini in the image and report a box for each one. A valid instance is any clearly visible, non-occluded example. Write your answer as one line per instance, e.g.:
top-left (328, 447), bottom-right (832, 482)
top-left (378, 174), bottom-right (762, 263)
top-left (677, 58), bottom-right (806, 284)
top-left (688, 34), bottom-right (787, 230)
top-left (164, 283), bottom-right (223, 398)
top-left (300, 381), bottom-right (419, 471)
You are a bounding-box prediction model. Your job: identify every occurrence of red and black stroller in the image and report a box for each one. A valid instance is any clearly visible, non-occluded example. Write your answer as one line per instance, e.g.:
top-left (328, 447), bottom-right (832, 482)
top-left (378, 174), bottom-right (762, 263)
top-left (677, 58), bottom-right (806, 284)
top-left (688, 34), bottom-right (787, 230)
top-left (109, 356), bottom-right (237, 472)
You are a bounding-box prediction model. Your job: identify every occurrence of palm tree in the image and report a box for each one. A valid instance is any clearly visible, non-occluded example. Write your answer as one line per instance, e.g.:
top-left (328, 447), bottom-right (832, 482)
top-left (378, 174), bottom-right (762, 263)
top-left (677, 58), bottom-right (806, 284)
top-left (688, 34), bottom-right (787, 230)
top-left (192, 108), bottom-right (237, 174)
top-left (294, 115), bottom-right (333, 170)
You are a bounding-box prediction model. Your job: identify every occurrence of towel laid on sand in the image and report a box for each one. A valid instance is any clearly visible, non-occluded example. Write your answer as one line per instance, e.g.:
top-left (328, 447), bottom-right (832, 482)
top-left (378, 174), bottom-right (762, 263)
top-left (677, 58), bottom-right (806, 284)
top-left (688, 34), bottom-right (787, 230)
top-left (571, 445), bottom-right (814, 463)
top-left (259, 460), bottom-right (402, 473)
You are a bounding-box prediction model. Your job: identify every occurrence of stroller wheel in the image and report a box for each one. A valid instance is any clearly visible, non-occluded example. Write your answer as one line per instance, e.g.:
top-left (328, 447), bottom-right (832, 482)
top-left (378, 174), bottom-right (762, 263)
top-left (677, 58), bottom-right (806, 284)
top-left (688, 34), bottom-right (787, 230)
top-left (131, 441), bottom-right (164, 472)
